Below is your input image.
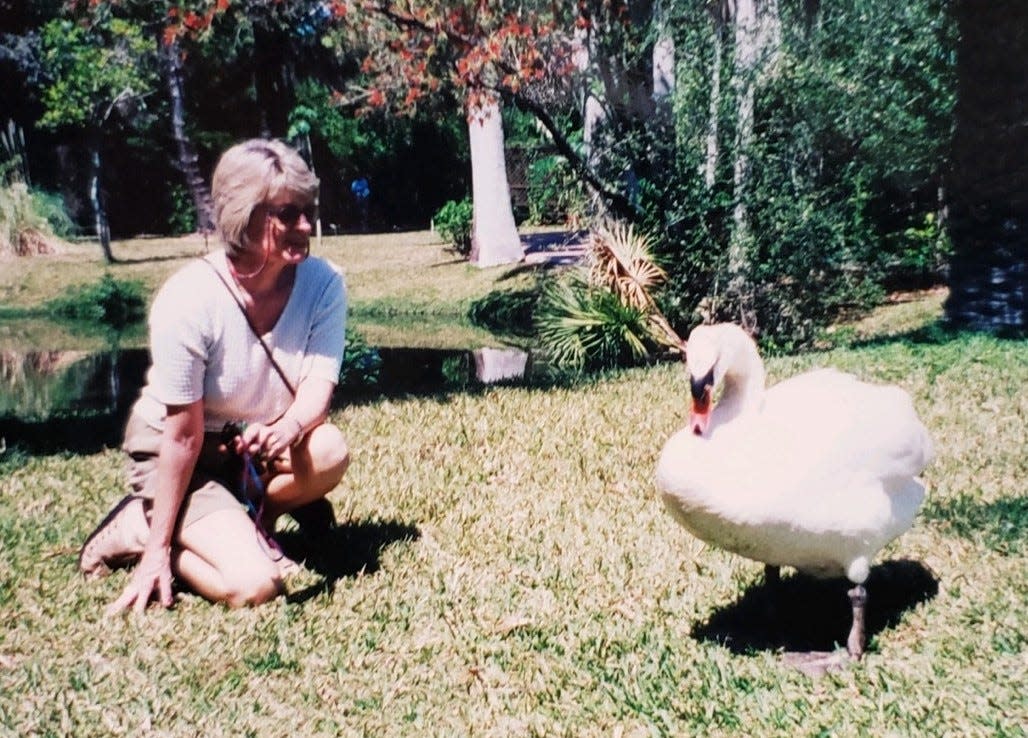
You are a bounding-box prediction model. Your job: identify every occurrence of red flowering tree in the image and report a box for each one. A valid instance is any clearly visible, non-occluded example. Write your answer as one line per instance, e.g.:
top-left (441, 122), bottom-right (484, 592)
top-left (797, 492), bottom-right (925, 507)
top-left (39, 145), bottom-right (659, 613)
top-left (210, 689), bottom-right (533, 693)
top-left (328, 1), bottom-right (583, 266)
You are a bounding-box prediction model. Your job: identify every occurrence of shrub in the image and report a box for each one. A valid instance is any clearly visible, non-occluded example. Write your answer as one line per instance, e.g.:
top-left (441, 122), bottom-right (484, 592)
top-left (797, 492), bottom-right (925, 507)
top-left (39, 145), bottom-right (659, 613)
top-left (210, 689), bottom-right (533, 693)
top-left (533, 222), bottom-right (682, 371)
top-left (167, 183), bottom-right (197, 236)
top-left (48, 274), bottom-right (146, 328)
top-left (30, 189), bottom-right (74, 239)
top-left (339, 329), bottom-right (382, 391)
top-left (535, 275), bottom-right (655, 372)
top-left (433, 198), bottom-right (473, 257)
top-left (525, 154), bottom-right (589, 227)
top-left (467, 288), bottom-right (539, 336)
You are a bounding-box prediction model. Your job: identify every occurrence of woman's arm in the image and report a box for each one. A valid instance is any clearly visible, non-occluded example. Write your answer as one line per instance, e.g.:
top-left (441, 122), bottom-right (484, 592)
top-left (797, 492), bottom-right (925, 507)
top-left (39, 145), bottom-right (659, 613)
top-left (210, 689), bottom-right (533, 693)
top-left (236, 377), bottom-right (335, 462)
top-left (107, 400), bottom-right (204, 614)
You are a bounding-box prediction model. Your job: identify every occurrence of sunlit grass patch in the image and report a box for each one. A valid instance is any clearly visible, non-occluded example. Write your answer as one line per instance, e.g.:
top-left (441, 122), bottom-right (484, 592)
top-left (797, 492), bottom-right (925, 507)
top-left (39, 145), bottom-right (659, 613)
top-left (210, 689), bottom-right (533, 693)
top-left (1, 297), bottom-right (1026, 735)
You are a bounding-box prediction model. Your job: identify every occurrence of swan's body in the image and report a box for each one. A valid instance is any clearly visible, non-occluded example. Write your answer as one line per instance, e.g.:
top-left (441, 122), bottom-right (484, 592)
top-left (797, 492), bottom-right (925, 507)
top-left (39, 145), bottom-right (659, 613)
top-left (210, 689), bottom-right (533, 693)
top-left (656, 323), bottom-right (932, 660)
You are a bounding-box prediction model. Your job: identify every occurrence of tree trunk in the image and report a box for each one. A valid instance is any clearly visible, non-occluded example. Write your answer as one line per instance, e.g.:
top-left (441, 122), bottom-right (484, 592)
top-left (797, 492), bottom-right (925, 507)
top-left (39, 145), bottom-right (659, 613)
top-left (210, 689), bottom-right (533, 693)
top-left (652, 29), bottom-right (675, 102)
top-left (944, 0), bottom-right (1027, 333)
top-left (468, 96), bottom-right (523, 268)
top-left (87, 131), bottom-right (114, 264)
top-left (729, 0), bottom-right (780, 330)
top-left (159, 37), bottom-right (215, 234)
top-left (704, 12), bottom-right (725, 189)
top-left (729, 0), bottom-right (758, 319)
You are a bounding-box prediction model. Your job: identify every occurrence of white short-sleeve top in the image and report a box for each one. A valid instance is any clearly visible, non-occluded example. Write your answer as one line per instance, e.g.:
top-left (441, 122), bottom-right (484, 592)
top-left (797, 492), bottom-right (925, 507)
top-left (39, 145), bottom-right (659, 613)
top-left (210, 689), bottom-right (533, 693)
top-left (134, 250), bottom-right (347, 432)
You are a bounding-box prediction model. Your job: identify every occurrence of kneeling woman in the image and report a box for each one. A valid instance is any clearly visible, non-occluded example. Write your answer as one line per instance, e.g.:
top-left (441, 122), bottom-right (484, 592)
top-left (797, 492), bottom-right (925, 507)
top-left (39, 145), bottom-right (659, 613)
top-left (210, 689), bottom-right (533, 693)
top-left (79, 139), bottom-right (350, 612)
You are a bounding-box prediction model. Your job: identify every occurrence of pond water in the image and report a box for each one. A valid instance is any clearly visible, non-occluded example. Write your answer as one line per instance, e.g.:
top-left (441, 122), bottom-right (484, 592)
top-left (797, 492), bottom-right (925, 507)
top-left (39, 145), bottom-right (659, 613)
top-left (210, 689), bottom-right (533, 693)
top-left (0, 344), bottom-right (537, 453)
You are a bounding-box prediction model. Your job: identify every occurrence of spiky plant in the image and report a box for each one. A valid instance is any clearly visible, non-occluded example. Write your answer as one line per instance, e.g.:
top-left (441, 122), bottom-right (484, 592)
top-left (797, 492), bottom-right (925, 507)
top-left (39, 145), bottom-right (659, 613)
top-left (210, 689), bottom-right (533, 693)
top-left (535, 275), bottom-right (653, 372)
top-left (588, 222), bottom-right (684, 349)
top-left (535, 221), bottom-right (687, 371)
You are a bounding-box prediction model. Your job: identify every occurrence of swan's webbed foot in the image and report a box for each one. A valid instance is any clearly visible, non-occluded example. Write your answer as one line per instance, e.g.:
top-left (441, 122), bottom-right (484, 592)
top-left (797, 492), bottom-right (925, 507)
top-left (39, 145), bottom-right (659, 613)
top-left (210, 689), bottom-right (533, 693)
top-left (781, 581), bottom-right (868, 677)
top-left (764, 564), bottom-right (781, 587)
top-left (847, 583), bottom-right (867, 660)
top-left (782, 650), bottom-right (851, 677)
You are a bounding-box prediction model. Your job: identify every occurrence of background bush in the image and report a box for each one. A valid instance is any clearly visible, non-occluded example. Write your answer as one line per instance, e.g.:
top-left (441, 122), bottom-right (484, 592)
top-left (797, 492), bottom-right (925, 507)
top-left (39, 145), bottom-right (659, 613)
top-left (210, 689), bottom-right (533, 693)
top-left (583, 0), bottom-right (955, 350)
top-left (339, 329), bottom-right (383, 392)
top-left (433, 198), bottom-right (473, 257)
top-left (467, 288), bottom-right (539, 336)
top-left (0, 181), bottom-right (64, 256)
top-left (47, 274), bottom-right (146, 328)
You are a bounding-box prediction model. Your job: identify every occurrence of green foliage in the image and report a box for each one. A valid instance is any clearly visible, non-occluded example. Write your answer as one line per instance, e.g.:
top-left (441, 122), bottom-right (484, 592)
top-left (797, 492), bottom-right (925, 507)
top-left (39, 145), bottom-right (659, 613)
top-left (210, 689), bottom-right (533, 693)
top-left (37, 17), bottom-right (156, 131)
top-left (340, 329), bottom-right (383, 391)
top-left (433, 198), bottom-right (473, 257)
top-left (535, 275), bottom-right (655, 372)
top-left (166, 183), bottom-right (197, 236)
top-left (47, 274), bottom-right (146, 328)
top-left (29, 189), bottom-right (73, 238)
top-left (525, 153), bottom-right (589, 226)
top-left (468, 288), bottom-right (538, 335)
top-left (584, 0), bottom-right (956, 349)
top-left (880, 212), bottom-right (952, 283)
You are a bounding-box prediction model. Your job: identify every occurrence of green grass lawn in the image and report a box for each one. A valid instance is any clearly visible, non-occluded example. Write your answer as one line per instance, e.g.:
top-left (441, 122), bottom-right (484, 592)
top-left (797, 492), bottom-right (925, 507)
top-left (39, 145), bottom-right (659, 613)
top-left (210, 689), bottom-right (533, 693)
top-left (0, 285), bottom-right (1025, 735)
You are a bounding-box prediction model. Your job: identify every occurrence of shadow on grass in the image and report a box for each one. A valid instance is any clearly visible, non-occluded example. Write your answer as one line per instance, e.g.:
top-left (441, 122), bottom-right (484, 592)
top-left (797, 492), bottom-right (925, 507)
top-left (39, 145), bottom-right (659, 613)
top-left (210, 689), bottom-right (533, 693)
top-left (277, 519), bottom-right (421, 605)
top-left (922, 494), bottom-right (1027, 556)
top-left (844, 320), bottom-right (1027, 351)
top-left (0, 412), bottom-right (128, 455)
top-left (692, 559), bottom-right (938, 655)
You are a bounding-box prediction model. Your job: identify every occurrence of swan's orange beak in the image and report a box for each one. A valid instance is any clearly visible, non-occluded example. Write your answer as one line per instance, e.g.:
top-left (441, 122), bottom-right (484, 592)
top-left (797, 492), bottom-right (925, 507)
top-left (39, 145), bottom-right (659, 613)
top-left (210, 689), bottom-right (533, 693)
top-left (690, 370), bottom-right (713, 436)
top-left (690, 392), bottom-right (711, 435)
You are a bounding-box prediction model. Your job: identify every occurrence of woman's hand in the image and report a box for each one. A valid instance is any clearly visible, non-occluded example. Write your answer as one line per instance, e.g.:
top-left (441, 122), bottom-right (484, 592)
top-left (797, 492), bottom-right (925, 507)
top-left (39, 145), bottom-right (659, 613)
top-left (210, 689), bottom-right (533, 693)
top-left (236, 416), bottom-right (303, 462)
top-left (107, 546), bottom-right (174, 615)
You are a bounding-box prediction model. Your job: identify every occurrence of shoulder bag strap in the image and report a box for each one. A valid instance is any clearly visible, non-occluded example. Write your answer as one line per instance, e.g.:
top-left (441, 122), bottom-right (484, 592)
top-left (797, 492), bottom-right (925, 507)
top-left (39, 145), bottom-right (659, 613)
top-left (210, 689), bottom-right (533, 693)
top-left (201, 257), bottom-right (297, 397)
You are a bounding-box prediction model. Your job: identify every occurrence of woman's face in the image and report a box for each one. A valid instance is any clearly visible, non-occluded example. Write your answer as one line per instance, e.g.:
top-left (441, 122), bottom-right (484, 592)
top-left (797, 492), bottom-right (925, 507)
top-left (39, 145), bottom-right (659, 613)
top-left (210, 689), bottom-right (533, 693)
top-left (244, 192), bottom-right (315, 266)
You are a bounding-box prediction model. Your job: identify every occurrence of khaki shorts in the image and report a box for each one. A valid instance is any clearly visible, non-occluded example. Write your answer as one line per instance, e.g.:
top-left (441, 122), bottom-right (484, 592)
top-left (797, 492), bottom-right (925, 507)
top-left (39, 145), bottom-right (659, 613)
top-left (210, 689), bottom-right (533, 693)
top-left (121, 408), bottom-right (246, 529)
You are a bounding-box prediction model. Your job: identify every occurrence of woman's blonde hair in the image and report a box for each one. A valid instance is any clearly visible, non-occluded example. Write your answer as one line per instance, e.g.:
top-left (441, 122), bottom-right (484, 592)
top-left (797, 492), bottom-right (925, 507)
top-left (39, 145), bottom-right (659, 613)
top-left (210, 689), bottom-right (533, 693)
top-left (211, 139), bottom-right (319, 256)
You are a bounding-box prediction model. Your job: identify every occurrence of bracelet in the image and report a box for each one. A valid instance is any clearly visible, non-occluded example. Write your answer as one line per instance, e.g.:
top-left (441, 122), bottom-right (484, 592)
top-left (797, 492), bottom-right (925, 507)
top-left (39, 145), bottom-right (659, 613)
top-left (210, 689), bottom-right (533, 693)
top-left (282, 415), bottom-right (304, 439)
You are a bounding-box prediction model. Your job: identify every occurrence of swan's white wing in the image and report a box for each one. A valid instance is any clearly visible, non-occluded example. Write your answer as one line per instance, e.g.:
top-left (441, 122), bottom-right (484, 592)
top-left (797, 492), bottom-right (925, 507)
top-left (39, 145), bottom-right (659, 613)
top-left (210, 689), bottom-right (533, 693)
top-left (762, 369), bottom-right (933, 485)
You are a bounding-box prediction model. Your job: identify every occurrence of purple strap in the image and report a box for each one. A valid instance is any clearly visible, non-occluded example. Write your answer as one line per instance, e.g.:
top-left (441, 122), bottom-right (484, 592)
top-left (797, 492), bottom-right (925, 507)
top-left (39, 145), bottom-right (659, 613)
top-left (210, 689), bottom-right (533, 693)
top-left (240, 450), bottom-right (285, 561)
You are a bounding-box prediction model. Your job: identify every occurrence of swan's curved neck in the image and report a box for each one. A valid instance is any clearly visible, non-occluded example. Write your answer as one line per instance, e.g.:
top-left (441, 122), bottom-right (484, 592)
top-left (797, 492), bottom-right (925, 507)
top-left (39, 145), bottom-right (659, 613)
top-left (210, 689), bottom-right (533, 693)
top-left (712, 341), bottom-right (765, 428)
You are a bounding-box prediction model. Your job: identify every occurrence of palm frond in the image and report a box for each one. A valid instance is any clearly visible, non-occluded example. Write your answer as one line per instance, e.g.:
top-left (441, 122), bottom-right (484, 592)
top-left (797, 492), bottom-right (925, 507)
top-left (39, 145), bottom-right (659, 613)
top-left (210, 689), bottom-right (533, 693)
top-left (587, 221), bottom-right (684, 350)
top-left (588, 221), bottom-right (667, 311)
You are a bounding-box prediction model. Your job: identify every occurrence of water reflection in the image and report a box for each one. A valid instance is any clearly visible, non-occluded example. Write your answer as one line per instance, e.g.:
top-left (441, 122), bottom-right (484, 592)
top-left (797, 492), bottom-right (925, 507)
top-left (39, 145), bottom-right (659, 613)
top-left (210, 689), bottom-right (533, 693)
top-left (0, 348), bottom-right (150, 421)
top-left (0, 344), bottom-right (535, 452)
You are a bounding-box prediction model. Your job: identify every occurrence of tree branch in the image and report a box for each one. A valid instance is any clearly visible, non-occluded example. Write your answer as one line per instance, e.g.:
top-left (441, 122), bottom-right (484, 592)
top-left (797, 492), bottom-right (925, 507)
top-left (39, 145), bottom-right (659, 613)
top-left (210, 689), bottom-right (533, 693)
top-left (504, 90), bottom-right (636, 220)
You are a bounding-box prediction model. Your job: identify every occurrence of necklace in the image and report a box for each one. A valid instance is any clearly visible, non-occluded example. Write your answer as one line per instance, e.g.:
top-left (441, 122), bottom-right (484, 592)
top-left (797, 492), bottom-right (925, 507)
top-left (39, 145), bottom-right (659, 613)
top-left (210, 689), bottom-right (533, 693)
top-left (228, 249), bottom-right (269, 281)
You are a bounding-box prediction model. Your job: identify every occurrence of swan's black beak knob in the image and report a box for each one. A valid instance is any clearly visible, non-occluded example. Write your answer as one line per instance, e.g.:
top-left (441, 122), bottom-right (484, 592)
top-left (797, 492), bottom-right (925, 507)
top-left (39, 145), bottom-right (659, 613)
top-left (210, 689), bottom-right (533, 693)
top-left (690, 368), bottom-right (714, 435)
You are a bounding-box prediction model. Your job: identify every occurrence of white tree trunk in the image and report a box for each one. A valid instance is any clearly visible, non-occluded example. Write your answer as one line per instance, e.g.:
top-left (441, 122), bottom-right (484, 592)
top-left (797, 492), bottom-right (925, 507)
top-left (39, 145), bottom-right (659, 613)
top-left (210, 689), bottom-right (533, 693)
top-left (704, 19), bottom-right (724, 189)
top-left (731, 0), bottom-right (759, 277)
top-left (160, 37), bottom-right (215, 233)
top-left (468, 96), bottom-right (523, 268)
top-left (583, 93), bottom-right (607, 169)
top-left (652, 33), bottom-right (675, 101)
top-left (731, 0), bottom-right (781, 274)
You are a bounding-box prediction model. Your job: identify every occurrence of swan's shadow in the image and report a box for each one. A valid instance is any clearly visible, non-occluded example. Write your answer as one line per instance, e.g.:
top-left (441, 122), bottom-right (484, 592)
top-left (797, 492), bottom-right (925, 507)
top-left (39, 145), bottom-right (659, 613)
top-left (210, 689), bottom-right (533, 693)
top-left (276, 519), bottom-right (421, 605)
top-left (692, 559), bottom-right (938, 654)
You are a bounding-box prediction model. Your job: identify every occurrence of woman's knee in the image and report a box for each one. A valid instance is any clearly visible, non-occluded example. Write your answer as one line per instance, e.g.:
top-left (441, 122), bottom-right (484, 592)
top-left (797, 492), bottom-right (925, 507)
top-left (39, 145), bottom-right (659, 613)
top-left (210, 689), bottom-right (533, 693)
top-left (306, 423), bottom-right (350, 477)
top-left (221, 565), bottom-right (282, 608)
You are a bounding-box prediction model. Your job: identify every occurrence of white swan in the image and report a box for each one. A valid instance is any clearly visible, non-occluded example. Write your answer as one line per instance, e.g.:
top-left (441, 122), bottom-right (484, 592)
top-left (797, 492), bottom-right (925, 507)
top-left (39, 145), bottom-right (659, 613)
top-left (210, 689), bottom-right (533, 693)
top-left (656, 323), bottom-right (933, 661)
